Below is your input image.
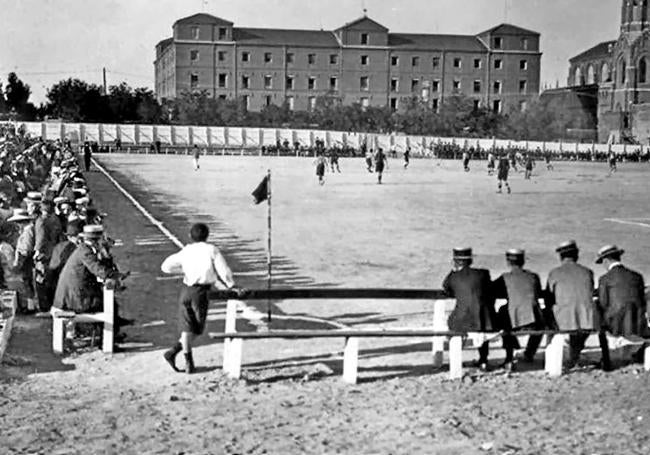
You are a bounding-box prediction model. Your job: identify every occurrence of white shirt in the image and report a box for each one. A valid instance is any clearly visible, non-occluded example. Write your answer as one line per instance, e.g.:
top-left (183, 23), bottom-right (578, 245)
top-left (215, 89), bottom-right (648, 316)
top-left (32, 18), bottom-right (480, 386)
top-left (161, 242), bottom-right (235, 289)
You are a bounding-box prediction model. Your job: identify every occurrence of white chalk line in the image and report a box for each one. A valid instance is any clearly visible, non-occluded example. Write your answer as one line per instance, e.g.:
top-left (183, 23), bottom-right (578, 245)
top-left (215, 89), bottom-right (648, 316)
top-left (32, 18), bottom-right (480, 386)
top-left (604, 218), bottom-right (650, 229)
top-left (92, 157), bottom-right (267, 323)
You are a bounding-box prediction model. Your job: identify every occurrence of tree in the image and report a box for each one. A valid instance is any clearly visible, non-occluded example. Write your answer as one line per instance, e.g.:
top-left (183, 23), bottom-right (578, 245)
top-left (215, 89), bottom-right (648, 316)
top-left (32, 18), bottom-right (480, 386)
top-left (5, 73), bottom-right (35, 120)
top-left (108, 82), bottom-right (137, 122)
top-left (134, 88), bottom-right (165, 124)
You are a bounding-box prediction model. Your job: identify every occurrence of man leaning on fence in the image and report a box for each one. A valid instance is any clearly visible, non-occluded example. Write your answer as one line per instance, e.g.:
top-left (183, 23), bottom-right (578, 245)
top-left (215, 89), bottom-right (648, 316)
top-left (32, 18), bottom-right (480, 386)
top-left (442, 247), bottom-right (497, 371)
top-left (544, 240), bottom-right (597, 369)
top-left (492, 249), bottom-right (546, 371)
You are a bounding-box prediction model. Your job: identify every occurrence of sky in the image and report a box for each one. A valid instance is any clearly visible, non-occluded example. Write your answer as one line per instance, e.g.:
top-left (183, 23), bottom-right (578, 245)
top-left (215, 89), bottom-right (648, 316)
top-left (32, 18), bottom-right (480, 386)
top-left (0, 0), bottom-right (621, 105)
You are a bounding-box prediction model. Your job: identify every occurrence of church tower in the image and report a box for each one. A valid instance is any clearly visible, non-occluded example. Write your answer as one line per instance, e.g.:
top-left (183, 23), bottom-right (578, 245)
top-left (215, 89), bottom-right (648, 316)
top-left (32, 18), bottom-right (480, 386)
top-left (621, 0), bottom-right (650, 39)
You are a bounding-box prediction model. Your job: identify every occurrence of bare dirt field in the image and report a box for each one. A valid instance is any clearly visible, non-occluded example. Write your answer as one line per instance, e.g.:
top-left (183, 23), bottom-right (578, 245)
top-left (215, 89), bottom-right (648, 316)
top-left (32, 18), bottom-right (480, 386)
top-left (1, 154), bottom-right (649, 454)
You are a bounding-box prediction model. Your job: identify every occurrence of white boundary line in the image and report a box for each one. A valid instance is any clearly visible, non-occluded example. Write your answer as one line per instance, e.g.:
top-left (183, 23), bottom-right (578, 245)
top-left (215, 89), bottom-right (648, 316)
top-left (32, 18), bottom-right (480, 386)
top-left (604, 218), bottom-right (650, 229)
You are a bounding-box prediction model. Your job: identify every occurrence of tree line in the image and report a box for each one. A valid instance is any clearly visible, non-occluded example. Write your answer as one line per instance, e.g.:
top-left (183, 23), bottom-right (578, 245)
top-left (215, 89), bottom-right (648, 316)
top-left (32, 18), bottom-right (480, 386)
top-left (0, 72), bottom-right (595, 142)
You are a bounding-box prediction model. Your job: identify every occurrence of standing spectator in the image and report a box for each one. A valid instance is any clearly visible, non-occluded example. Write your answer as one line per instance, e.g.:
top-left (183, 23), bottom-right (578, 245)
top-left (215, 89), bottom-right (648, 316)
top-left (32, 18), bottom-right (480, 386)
top-left (192, 145), bottom-right (200, 171)
top-left (544, 240), bottom-right (596, 368)
top-left (595, 245), bottom-right (648, 369)
top-left (160, 223), bottom-right (240, 374)
top-left (8, 208), bottom-right (37, 312)
top-left (48, 221), bottom-right (82, 291)
top-left (84, 142), bottom-right (93, 172)
top-left (442, 247), bottom-right (497, 370)
top-left (34, 199), bottom-right (63, 311)
top-left (492, 249), bottom-right (545, 371)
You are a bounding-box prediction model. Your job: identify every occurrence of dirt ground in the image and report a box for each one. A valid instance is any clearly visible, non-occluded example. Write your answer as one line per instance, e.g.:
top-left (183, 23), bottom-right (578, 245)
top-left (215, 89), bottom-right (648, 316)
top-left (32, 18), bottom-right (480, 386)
top-left (1, 155), bottom-right (650, 454)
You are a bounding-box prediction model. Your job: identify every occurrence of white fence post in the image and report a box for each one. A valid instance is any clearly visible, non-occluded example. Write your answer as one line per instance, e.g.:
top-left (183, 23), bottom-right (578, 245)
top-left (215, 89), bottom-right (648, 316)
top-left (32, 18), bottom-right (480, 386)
top-left (448, 336), bottom-right (463, 379)
top-left (342, 336), bottom-right (359, 384)
top-left (102, 285), bottom-right (115, 354)
top-left (544, 334), bottom-right (564, 377)
top-left (223, 299), bottom-right (240, 376)
top-left (432, 299), bottom-right (448, 367)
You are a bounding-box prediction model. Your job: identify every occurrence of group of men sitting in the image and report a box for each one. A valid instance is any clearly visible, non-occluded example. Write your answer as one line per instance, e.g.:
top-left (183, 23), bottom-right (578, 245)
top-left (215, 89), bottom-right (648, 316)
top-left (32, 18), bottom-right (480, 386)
top-left (443, 241), bottom-right (649, 371)
top-left (0, 126), bottom-right (129, 342)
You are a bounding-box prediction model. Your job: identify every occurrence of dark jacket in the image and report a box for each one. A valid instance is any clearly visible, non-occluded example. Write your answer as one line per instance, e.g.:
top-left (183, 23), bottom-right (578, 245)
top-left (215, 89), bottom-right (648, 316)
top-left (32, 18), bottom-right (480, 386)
top-left (493, 267), bottom-right (544, 329)
top-left (35, 213), bottom-right (63, 260)
top-left (597, 264), bottom-right (647, 337)
top-left (442, 267), bottom-right (497, 331)
top-left (53, 242), bottom-right (116, 313)
top-left (49, 240), bottom-right (77, 275)
top-left (545, 261), bottom-right (595, 331)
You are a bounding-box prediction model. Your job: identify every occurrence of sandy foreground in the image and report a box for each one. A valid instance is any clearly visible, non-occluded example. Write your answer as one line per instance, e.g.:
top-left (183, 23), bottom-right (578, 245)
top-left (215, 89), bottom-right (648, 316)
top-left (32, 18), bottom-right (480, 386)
top-left (1, 155), bottom-right (650, 454)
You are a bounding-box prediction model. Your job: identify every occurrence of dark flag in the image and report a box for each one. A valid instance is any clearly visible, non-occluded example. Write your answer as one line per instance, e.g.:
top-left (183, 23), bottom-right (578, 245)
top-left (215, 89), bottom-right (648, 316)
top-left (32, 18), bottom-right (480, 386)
top-left (252, 175), bottom-right (269, 204)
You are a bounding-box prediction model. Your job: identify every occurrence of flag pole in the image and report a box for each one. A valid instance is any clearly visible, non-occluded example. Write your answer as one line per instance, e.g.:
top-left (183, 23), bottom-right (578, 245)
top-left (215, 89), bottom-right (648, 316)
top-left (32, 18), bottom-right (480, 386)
top-left (266, 168), bottom-right (272, 323)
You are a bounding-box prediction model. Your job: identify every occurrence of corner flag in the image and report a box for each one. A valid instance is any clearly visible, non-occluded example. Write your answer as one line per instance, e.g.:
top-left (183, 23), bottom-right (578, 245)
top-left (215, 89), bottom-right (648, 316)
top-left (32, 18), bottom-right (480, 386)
top-left (252, 175), bottom-right (269, 204)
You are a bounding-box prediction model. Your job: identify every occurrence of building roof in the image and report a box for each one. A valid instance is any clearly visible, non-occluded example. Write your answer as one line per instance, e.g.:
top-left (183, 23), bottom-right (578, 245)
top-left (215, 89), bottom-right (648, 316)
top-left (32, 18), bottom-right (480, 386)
top-left (388, 33), bottom-right (487, 52)
top-left (480, 23), bottom-right (540, 36)
top-left (569, 40), bottom-right (616, 63)
top-left (233, 27), bottom-right (339, 47)
top-left (174, 13), bottom-right (233, 27)
top-left (336, 15), bottom-right (389, 32)
top-left (156, 37), bottom-right (173, 50)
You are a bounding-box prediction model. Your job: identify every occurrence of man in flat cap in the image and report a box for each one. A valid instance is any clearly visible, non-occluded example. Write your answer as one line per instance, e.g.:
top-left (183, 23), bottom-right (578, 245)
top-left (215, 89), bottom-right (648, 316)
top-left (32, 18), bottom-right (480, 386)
top-left (595, 245), bottom-right (648, 368)
top-left (545, 240), bottom-right (596, 368)
top-left (492, 249), bottom-right (545, 370)
top-left (442, 247), bottom-right (497, 370)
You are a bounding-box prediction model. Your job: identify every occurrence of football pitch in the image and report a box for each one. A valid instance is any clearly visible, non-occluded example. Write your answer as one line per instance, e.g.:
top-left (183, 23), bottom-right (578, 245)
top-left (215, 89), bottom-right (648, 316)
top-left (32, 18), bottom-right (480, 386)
top-left (97, 153), bottom-right (650, 328)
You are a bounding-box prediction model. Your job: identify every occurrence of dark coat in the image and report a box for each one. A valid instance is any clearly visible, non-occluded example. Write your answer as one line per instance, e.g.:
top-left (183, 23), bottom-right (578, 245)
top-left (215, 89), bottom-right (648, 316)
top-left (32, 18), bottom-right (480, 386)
top-left (442, 267), bottom-right (497, 331)
top-left (545, 261), bottom-right (595, 331)
top-left (34, 213), bottom-right (63, 260)
top-left (597, 264), bottom-right (647, 337)
top-left (493, 268), bottom-right (544, 329)
top-left (49, 240), bottom-right (77, 275)
top-left (53, 242), bottom-right (115, 313)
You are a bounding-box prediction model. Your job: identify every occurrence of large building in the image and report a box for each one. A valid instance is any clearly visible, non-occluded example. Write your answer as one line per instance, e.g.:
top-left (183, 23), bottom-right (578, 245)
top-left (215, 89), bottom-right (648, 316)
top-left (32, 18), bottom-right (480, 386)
top-left (155, 13), bottom-right (541, 113)
top-left (567, 0), bottom-right (650, 142)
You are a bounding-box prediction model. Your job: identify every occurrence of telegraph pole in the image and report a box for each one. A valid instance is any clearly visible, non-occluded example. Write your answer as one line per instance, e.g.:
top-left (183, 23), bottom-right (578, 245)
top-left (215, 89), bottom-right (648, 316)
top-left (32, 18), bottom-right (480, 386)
top-left (102, 67), bottom-right (107, 95)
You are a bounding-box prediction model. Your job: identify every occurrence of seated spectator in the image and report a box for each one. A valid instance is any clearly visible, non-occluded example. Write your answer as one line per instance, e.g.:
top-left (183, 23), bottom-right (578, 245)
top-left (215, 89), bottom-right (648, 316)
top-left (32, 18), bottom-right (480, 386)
top-left (7, 208), bottom-right (37, 313)
top-left (48, 220), bottom-right (82, 293)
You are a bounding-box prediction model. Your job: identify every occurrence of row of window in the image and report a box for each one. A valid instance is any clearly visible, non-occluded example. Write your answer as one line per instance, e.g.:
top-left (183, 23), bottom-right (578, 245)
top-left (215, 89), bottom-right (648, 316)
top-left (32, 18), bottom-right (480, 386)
top-left (189, 49), bottom-right (528, 71)
top-left (190, 73), bottom-right (528, 94)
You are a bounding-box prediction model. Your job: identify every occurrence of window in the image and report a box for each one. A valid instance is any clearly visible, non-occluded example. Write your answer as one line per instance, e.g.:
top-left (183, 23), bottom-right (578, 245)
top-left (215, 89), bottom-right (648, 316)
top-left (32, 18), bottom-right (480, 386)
top-left (218, 94), bottom-right (227, 100)
top-left (473, 80), bottom-right (481, 93)
top-left (493, 99), bottom-right (501, 113)
top-left (360, 97), bottom-right (369, 109)
top-left (493, 80), bottom-right (502, 94)
top-left (287, 52), bottom-right (294, 64)
top-left (241, 75), bottom-right (250, 89)
top-left (309, 96), bottom-right (317, 110)
top-left (308, 54), bottom-right (316, 64)
top-left (308, 76), bottom-right (316, 90)
top-left (521, 38), bottom-right (529, 50)
top-left (330, 54), bottom-right (339, 64)
top-left (218, 73), bottom-right (227, 88)
top-left (519, 80), bottom-right (527, 93)
top-left (473, 99), bottom-right (480, 110)
top-left (241, 52), bottom-right (250, 62)
top-left (432, 80), bottom-right (440, 92)
top-left (412, 56), bottom-right (420, 67)
top-left (190, 73), bottom-right (199, 90)
top-left (361, 55), bottom-right (369, 65)
top-left (361, 33), bottom-right (369, 45)
top-left (432, 98), bottom-right (439, 112)
top-left (520, 59), bottom-right (528, 70)
top-left (494, 59), bottom-right (503, 69)
top-left (218, 51), bottom-right (227, 62)
top-left (619, 58), bottom-right (627, 84)
top-left (390, 77), bottom-right (399, 92)
top-left (218, 27), bottom-right (228, 40)
top-left (329, 76), bottom-right (338, 90)
top-left (265, 95), bottom-right (272, 107)
top-left (411, 79), bottom-right (420, 92)
top-left (360, 76), bottom-right (369, 91)
top-left (264, 52), bottom-right (272, 63)
top-left (474, 58), bottom-right (481, 69)
top-left (286, 96), bottom-right (295, 111)
top-left (639, 58), bottom-right (647, 83)
top-left (390, 97), bottom-right (398, 110)
top-left (453, 80), bottom-right (461, 92)
top-left (587, 64), bottom-right (596, 84)
top-left (264, 75), bottom-right (273, 89)
top-left (286, 76), bottom-right (295, 90)
top-left (391, 56), bottom-right (399, 66)
top-left (453, 58), bottom-right (462, 68)
top-left (519, 100), bottom-right (528, 112)
top-left (494, 37), bottom-right (502, 49)
top-left (190, 50), bottom-right (199, 62)
top-left (243, 95), bottom-right (250, 110)
top-left (191, 27), bottom-right (200, 39)
top-left (432, 57), bottom-right (440, 69)
top-left (602, 62), bottom-right (611, 82)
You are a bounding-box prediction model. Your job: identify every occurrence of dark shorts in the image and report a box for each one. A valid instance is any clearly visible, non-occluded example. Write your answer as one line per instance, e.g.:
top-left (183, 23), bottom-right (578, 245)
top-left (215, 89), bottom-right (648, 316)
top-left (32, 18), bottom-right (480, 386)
top-left (316, 163), bottom-right (325, 176)
top-left (375, 163), bottom-right (384, 173)
top-left (498, 170), bottom-right (509, 181)
top-left (178, 284), bottom-right (211, 335)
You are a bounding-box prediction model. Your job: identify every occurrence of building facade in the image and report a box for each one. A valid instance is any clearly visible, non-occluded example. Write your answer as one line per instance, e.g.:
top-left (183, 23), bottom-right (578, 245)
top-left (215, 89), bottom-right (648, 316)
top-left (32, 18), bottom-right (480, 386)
top-left (155, 13), bottom-right (541, 113)
top-left (568, 0), bottom-right (650, 142)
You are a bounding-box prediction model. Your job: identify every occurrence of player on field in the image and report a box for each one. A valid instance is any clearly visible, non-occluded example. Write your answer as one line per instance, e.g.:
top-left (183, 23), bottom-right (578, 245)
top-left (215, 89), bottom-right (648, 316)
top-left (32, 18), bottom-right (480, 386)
top-left (487, 152), bottom-right (496, 176)
top-left (462, 150), bottom-right (471, 172)
top-left (608, 151), bottom-right (618, 174)
top-left (365, 149), bottom-right (374, 173)
top-left (329, 148), bottom-right (341, 173)
top-left (403, 147), bottom-right (410, 169)
top-left (497, 153), bottom-right (511, 194)
top-left (524, 153), bottom-right (535, 180)
top-left (374, 148), bottom-right (388, 184)
top-left (544, 150), bottom-right (554, 171)
top-left (192, 145), bottom-right (201, 171)
top-left (314, 154), bottom-right (328, 185)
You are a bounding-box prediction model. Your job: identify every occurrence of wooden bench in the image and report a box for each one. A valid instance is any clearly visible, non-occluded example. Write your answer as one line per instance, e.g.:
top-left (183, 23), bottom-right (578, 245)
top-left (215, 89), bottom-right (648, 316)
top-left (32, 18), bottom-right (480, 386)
top-left (51, 286), bottom-right (115, 354)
